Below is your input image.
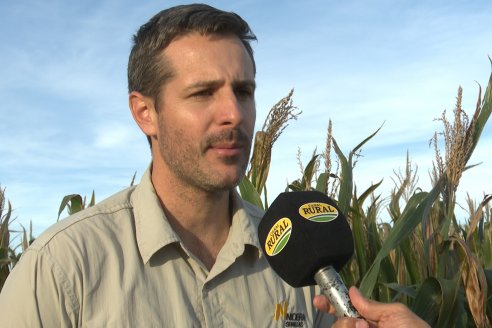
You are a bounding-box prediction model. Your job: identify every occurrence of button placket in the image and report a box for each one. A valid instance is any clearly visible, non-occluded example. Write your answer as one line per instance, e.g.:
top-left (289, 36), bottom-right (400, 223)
top-left (201, 282), bottom-right (222, 327)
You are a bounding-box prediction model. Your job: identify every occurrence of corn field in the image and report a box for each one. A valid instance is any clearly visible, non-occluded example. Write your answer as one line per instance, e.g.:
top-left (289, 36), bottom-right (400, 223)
top-left (2, 69), bottom-right (492, 326)
top-left (240, 69), bottom-right (492, 327)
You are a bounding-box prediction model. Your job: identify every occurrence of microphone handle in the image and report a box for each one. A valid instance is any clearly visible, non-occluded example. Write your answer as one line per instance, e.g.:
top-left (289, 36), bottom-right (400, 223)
top-left (314, 266), bottom-right (362, 318)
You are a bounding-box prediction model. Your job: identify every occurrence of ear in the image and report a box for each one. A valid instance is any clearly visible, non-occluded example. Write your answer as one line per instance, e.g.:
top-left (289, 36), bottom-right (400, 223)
top-left (129, 91), bottom-right (158, 138)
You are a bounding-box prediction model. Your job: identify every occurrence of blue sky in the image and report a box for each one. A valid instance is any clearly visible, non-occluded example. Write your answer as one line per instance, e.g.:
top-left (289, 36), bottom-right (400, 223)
top-left (1, 0), bottom-right (491, 234)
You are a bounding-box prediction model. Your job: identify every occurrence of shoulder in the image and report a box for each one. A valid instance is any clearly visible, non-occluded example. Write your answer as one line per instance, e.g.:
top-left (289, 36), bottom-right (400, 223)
top-left (18, 186), bottom-right (140, 297)
top-left (29, 186), bottom-right (137, 252)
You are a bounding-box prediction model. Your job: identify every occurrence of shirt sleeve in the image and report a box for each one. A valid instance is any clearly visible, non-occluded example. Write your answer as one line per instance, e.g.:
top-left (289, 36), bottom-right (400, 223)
top-left (0, 248), bottom-right (79, 327)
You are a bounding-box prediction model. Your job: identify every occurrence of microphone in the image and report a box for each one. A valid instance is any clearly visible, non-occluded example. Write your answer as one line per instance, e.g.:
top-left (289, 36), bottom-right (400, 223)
top-left (257, 190), bottom-right (361, 318)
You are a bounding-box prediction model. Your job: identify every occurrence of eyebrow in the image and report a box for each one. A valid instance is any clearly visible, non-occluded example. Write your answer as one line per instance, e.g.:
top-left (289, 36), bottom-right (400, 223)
top-left (233, 80), bottom-right (256, 91)
top-left (184, 79), bottom-right (256, 92)
top-left (185, 80), bottom-right (223, 91)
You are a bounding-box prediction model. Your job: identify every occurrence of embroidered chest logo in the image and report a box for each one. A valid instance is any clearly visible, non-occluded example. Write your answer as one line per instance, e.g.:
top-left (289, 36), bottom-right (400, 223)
top-left (273, 301), bottom-right (306, 327)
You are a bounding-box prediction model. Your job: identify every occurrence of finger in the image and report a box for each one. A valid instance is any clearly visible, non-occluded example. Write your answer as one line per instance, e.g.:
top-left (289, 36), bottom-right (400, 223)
top-left (349, 287), bottom-right (403, 321)
top-left (313, 295), bottom-right (336, 315)
top-left (348, 287), bottom-right (384, 320)
top-left (331, 317), bottom-right (370, 328)
top-left (349, 287), bottom-right (430, 327)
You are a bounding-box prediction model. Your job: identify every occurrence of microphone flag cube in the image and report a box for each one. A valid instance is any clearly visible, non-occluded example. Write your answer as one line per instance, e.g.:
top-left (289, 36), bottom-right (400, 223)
top-left (258, 191), bottom-right (354, 287)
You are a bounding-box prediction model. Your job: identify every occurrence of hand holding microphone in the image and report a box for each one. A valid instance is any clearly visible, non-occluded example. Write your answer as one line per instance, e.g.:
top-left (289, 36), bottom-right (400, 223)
top-left (315, 286), bottom-right (431, 327)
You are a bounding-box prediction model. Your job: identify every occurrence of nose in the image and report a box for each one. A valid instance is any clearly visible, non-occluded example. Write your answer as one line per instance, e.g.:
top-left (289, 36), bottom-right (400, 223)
top-left (215, 89), bottom-right (245, 127)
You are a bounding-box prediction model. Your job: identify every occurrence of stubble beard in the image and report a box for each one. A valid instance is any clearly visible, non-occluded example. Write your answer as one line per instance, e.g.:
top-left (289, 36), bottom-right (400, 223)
top-left (159, 126), bottom-right (252, 193)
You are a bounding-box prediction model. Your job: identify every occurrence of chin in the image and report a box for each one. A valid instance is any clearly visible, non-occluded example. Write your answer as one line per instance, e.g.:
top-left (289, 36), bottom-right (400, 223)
top-left (210, 173), bottom-right (245, 192)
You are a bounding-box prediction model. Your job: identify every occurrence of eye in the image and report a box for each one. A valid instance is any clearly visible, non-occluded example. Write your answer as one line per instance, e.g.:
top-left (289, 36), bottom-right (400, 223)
top-left (235, 86), bottom-right (254, 100)
top-left (191, 88), bottom-right (214, 98)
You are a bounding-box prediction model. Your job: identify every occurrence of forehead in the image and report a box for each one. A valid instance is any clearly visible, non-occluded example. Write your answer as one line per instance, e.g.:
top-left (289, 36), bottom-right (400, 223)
top-left (162, 33), bottom-right (255, 81)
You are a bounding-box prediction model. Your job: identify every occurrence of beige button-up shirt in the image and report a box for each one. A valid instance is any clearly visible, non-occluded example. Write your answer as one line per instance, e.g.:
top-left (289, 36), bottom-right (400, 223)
top-left (0, 169), bottom-right (334, 327)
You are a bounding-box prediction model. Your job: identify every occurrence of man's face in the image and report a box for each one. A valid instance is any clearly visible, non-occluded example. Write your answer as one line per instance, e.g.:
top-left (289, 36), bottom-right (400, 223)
top-left (154, 33), bottom-right (256, 192)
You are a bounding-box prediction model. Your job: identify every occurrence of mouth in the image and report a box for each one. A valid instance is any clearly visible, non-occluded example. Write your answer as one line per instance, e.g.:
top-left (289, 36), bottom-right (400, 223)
top-left (204, 129), bottom-right (251, 158)
top-left (208, 142), bottom-right (244, 157)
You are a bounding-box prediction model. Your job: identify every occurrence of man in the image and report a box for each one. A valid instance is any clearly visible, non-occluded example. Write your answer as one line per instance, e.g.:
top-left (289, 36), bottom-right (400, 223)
top-left (0, 4), bottom-right (332, 327)
top-left (0, 4), bottom-right (428, 327)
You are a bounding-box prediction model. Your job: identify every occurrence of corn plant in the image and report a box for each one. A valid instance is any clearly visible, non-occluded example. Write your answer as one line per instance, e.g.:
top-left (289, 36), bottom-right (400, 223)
top-left (0, 172), bottom-right (138, 291)
top-left (240, 90), bottom-right (301, 209)
top-left (240, 67), bottom-right (492, 326)
top-left (0, 187), bottom-right (11, 291)
top-left (0, 187), bottom-right (32, 292)
top-left (57, 171), bottom-right (137, 220)
top-left (348, 70), bottom-right (492, 327)
top-left (57, 191), bottom-right (96, 220)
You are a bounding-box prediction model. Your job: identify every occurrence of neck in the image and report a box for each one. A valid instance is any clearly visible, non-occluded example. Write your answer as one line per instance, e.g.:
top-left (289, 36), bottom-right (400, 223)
top-left (151, 161), bottom-right (233, 270)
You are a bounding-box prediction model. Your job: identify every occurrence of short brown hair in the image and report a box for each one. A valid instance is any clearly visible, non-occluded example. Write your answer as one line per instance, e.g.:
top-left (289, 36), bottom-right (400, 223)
top-left (128, 3), bottom-right (256, 102)
top-left (128, 4), bottom-right (257, 146)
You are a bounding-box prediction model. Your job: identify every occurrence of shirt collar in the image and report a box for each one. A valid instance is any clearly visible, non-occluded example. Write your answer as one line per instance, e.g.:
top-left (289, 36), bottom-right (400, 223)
top-left (132, 167), bottom-right (180, 264)
top-left (228, 191), bottom-right (263, 252)
top-left (131, 166), bottom-right (264, 264)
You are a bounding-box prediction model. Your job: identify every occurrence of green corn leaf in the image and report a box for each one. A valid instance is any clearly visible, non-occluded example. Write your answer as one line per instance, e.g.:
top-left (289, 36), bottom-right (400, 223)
top-left (367, 210), bottom-right (382, 263)
top-left (340, 262), bottom-right (356, 288)
top-left (0, 247), bottom-right (8, 261)
top-left (0, 202), bottom-right (12, 249)
top-left (315, 172), bottom-right (329, 194)
top-left (238, 176), bottom-right (264, 210)
top-left (22, 226), bottom-right (28, 251)
top-left (89, 190), bottom-right (96, 207)
top-left (412, 278), bottom-right (441, 326)
top-left (468, 70), bottom-right (492, 159)
top-left (0, 263), bottom-right (9, 292)
top-left (58, 194), bottom-right (75, 219)
top-left (69, 195), bottom-right (83, 215)
top-left (378, 256), bottom-right (398, 303)
top-left (412, 275), bottom-right (461, 328)
top-left (301, 154), bottom-right (319, 190)
top-left (463, 162), bottom-right (483, 172)
top-left (360, 178), bottom-right (444, 296)
top-left (357, 179), bottom-right (383, 207)
top-left (29, 220), bottom-right (34, 244)
top-left (288, 180), bottom-right (303, 192)
top-left (399, 237), bottom-right (420, 285)
top-left (262, 185), bottom-right (269, 210)
top-left (349, 123), bottom-right (384, 158)
top-left (333, 124), bottom-right (383, 215)
top-left (383, 282), bottom-right (417, 300)
top-left (130, 171), bottom-right (137, 187)
top-left (485, 269), bottom-right (492, 322)
top-left (58, 194), bottom-right (83, 220)
top-left (332, 138), bottom-right (351, 215)
top-left (350, 197), bottom-right (369, 277)
top-left (389, 187), bottom-right (404, 222)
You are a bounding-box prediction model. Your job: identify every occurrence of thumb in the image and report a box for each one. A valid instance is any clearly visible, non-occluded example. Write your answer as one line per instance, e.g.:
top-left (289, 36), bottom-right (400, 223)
top-left (349, 287), bottom-right (391, 321)
top-left (349, 287), bottom-right (430, 327)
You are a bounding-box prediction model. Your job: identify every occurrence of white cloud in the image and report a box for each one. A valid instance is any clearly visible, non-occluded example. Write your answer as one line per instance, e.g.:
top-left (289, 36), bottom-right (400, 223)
top-left (93, 122), bottom-right (136, 149)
